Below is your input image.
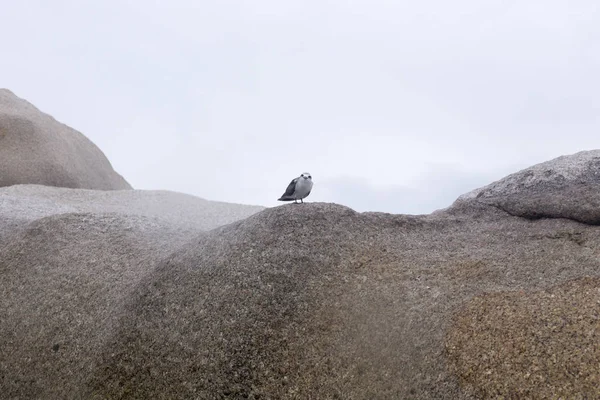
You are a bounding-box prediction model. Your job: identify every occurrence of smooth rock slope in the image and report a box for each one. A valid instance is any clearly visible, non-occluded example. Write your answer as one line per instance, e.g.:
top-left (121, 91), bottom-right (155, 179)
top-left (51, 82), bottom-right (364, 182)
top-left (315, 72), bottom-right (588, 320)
top-left (0, 89), bottom-right (131, 190)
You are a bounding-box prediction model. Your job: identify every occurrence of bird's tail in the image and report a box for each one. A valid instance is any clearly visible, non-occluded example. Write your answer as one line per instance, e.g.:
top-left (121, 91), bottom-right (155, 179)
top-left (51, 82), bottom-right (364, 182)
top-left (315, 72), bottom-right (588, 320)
top-left (278, 196), bottom-right (294, 201)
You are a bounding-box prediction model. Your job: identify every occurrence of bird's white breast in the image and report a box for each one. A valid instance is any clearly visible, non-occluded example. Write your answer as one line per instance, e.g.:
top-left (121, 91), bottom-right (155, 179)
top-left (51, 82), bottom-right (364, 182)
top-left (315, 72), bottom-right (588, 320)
top-left (294, 178), bottom-right (313, 199)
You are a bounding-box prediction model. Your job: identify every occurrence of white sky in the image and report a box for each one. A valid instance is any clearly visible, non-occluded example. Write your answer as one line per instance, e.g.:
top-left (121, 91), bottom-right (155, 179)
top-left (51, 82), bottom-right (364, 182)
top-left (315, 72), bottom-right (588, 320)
top-left (2, 0), bottom-right (599, 214)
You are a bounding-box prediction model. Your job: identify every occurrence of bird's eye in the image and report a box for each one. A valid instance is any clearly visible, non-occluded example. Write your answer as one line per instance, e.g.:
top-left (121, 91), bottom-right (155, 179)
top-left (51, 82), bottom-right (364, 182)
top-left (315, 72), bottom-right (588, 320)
top-left (308, 175), bottom-right (312, 179)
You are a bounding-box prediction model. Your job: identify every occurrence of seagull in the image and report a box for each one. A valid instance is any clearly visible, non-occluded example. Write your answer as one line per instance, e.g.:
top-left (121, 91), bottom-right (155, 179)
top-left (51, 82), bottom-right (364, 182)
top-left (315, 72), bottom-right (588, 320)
top-left (278, 172), bottom-right (313, 204)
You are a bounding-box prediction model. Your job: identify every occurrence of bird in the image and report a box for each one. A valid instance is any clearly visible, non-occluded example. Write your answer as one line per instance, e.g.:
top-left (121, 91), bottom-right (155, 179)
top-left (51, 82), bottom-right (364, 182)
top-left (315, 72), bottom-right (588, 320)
top-left (278, 172), bottom-right (313, 204)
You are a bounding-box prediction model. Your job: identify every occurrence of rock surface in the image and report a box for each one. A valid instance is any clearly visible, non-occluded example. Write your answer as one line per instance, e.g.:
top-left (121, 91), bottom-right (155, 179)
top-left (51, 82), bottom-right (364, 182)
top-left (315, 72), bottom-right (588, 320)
top-left (80, 202), bottom-right (600, 399)
top-left (2, 150), bottom-right (600, 399)
top-left (0, 184), bottom-right (264, 243)
top-left (446, 277), bottom-right (600, 398)
top-left (455, 150), bottom-right (600, 224)
top-left (0, 89), bottom-right (131, 190)
top-left (0, 186), bottom-right (264, 400)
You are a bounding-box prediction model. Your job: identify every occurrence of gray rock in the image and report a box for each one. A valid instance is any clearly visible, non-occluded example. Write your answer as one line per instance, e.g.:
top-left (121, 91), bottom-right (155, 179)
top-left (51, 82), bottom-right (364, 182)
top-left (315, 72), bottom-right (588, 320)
top-left (0, 185), bottom-right (264, 399)
top-left (454, 150), bottom-right (600, 224)
top-left (0, 212), bottom-right (196, 400)
top-left (3, 151), bottom-right (600, 399)
top-left (82, 202), bottom-right (600, 399)
top-left (0, 184), bottom-right (264, 238)
top-left (0, 89), bottom-right (131, 190)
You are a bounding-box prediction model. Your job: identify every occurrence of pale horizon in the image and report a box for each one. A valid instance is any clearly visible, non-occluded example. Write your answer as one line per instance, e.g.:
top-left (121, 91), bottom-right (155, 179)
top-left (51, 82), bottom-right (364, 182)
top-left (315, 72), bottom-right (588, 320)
top-left (2, 1), bottom-right (598, 214)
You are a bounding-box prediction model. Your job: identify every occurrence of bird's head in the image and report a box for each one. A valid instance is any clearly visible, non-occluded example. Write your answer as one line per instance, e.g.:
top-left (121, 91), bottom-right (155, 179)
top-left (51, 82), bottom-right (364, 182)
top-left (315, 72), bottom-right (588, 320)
top-left (300, 172), bottom-right (312, 180)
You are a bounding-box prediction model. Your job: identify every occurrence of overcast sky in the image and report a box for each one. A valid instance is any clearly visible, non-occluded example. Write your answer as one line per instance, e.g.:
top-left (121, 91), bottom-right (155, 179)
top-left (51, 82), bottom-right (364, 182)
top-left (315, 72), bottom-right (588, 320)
top-left (1, 1), bottom-right (599, 214)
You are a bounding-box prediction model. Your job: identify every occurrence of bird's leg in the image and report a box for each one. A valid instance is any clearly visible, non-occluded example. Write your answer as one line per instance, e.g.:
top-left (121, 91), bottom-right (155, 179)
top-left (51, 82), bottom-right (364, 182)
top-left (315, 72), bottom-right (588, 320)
top-left (301, 198), bottom-right (304, 203)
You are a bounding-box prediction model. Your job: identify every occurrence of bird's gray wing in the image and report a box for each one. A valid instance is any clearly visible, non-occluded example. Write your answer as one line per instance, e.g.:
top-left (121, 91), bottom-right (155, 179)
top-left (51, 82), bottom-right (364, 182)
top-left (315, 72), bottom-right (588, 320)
top-left (280, 178), bottom-right (298, 198)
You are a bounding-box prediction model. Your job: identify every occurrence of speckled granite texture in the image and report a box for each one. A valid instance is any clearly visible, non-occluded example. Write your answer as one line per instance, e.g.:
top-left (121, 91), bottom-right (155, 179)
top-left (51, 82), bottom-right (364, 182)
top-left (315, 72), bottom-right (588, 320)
top-left (1, 94), bottom-right (599, 398)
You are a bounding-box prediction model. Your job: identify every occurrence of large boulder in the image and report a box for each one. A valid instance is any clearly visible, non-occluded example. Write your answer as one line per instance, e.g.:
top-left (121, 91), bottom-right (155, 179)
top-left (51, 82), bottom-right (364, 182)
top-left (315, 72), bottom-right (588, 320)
top-left (0, 89), bottom-right (131, 190)
top-left (0, 185), bottom-right (265, 399)
top-left (0, 212), bottom-right (192, 400)
top-left (454, 150), bottom-right (600, 224)
top-left (2, 150), bottom-right (600, 399)
top-left (84, 203), bottom-right (600, 399)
